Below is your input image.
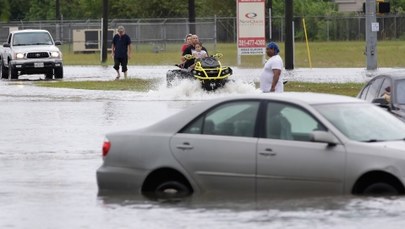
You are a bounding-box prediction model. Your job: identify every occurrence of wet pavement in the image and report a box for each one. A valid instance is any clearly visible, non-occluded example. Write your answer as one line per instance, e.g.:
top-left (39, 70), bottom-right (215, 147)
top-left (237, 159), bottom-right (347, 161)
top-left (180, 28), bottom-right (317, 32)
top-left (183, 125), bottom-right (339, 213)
top-left (1, 66), bottom-right (405, 228)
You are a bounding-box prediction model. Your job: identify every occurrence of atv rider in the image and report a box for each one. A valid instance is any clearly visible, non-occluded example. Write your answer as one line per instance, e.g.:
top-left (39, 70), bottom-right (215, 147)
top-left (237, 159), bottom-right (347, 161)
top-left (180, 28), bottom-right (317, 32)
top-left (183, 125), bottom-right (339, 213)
top-left (181, 34), bottom-right (209, 70)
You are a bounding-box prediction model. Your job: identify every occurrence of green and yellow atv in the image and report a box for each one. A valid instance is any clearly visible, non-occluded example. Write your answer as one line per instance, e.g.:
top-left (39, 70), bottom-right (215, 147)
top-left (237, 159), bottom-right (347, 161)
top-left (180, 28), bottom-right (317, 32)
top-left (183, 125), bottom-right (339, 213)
top-left (166, 53), bottom-right (233, 91)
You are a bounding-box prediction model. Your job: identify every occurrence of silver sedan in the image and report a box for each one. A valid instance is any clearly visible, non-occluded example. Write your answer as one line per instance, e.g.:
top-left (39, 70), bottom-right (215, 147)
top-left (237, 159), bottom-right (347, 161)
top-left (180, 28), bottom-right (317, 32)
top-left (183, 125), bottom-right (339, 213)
top-left (97, 93), bottom-right (405, 198)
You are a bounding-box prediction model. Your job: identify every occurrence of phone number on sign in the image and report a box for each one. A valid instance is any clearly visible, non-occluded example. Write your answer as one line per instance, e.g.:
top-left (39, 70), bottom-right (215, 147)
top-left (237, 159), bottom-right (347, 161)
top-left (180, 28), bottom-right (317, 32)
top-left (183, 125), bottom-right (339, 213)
top-left (238, 39), bottom-right (265, 48)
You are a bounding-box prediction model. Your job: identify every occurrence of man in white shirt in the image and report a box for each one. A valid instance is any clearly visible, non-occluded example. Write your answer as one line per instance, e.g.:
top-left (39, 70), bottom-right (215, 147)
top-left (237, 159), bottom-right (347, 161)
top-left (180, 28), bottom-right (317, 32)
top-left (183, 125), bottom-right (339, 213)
top-left (260, 42), bottom-right (284, 93)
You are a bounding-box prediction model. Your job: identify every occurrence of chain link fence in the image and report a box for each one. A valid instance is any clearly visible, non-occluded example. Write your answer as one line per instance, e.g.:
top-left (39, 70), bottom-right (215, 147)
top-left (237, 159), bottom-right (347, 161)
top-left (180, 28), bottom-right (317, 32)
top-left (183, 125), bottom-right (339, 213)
top-left (1, 15), bottom-right (405, 52)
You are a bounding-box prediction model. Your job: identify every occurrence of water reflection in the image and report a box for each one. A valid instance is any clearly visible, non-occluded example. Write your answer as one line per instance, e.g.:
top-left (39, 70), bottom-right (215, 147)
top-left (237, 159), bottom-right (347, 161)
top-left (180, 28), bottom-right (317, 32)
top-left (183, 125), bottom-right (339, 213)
top-left (96, 192), bottom-right (405, 228)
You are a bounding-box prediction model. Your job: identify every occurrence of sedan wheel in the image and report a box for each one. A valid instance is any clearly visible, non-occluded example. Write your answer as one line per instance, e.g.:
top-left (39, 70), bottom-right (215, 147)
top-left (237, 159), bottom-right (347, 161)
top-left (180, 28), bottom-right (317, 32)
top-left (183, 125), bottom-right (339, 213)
top-left (363, 182), bottom-right (399, 196)
top-left (154, 181), bottom-right (191, 198)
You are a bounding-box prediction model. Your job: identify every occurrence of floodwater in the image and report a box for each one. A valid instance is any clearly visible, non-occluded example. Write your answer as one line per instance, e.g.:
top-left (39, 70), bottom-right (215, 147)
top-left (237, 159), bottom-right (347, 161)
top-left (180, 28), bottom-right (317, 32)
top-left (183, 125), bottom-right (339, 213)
top-left (1, 66), bottom-right (405, 229)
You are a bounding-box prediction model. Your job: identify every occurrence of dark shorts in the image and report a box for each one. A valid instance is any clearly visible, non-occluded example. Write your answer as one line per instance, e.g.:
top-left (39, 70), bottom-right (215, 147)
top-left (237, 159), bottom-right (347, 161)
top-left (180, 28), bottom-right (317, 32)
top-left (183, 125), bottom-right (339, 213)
top-left (113, 57), bottom-right (128, 72)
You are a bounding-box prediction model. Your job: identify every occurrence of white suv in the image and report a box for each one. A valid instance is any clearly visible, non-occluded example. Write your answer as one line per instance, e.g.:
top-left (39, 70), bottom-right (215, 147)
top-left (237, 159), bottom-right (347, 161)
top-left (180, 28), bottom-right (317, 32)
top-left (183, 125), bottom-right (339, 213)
top-left (0, 29), bottom-right (63, 80)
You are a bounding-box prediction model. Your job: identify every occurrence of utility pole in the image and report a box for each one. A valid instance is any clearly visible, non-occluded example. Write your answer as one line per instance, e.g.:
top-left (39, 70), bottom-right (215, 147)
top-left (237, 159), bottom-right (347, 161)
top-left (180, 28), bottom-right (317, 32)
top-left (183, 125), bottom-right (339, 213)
top-left (365, 0), bottom-right (378, 70)
top-left (56, 0), bottom-right (61, 20)
top-left (188, 0), bottom-right (196, 34)
top-left (55, 0), bottom-right (61, 41)
top-left (285, 0), bottom-right (294, 70)
top-left (101, 0), bottom-right (108, 63)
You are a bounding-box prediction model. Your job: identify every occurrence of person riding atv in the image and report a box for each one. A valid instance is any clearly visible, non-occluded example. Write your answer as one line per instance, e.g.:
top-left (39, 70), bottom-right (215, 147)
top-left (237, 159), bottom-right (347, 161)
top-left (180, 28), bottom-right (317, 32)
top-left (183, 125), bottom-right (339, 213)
top-left (181, 34), bottom-right (208, 70)
top-left (167, 52), bottom-right (233, 91)
top-left (166, 34), bottom-right (232, 91)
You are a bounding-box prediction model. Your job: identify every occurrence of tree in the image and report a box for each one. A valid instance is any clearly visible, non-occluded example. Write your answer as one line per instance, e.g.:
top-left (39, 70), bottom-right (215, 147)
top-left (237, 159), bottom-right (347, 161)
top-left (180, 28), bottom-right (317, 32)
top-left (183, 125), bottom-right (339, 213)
top-left (25, 0), bottom-right (55, 20)
top-left (0, 0), bottom-right (10, 21)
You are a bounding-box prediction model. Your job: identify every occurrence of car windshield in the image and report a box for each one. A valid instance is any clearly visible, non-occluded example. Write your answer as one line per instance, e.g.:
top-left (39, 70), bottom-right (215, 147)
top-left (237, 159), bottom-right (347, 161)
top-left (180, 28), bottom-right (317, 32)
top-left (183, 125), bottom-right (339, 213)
top-left (395, 79), bottom-right (405, 104)
top-left (12, 32), bottom-right (53, 46)
top-left (314, 103), bottom-right (405, 142)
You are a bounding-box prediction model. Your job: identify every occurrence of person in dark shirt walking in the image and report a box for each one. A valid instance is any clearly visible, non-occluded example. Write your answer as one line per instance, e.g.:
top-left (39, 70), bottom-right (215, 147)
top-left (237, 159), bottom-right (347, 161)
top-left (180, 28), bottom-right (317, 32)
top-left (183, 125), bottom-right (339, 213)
top-left (112, 25), bottom-right (131, 80)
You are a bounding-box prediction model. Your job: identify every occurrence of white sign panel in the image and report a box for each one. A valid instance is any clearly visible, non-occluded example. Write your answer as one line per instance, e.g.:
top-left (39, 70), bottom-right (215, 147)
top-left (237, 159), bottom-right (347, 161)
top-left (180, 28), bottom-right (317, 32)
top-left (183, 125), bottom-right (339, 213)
top-left (371, 22), bottom-right (379, 32)
top-left (237, 0), bottom-right (266, 56)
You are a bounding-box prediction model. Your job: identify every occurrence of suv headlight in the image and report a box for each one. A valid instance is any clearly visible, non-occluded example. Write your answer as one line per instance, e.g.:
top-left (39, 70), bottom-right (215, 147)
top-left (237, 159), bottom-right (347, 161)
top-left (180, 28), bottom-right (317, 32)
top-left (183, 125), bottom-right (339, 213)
top-left (16, 53), bottom-right (24, 59)
top-left (50, 51), bottom-right (60, 58)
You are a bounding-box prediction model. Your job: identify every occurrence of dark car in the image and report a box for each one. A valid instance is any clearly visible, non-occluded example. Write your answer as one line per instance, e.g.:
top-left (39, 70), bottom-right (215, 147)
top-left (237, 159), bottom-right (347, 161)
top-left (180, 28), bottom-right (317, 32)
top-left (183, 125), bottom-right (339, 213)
top-left (357, 73), bottom-right (405, 121)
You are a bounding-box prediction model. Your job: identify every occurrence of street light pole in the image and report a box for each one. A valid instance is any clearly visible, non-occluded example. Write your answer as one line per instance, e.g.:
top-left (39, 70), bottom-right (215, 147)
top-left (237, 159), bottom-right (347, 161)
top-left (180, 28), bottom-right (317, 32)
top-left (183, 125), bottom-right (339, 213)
top-left (285, 0), bottom-right (294, 70)
top-left (188, 0), bottom-right (196, 34)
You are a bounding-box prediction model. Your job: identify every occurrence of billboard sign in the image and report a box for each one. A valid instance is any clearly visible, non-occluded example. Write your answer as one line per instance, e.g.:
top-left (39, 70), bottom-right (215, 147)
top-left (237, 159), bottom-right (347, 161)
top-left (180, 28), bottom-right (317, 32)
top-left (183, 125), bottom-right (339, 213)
top-left (237, 0), bottom-right (266, 56)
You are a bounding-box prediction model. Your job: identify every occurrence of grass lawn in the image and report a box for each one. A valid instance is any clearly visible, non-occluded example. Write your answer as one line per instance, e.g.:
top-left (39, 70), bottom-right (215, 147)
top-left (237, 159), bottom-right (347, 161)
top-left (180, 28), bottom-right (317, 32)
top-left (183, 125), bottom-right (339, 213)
top-left (44, 41), bottom-right (378, 94)
top-left (35, 79), bottom-right (364, 97)
top-left (62, 41), bottom-right (405, 68)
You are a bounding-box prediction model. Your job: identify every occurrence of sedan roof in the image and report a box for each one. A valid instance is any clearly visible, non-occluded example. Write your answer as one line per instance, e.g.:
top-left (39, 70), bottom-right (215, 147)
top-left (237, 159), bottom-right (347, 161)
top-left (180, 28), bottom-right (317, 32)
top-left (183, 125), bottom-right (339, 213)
top-left (211, 92), bottom-right (363, 105)
top-left (142, 92), bottom-right (364, 134)
top-left (374, 72), bottom-right (405, 80)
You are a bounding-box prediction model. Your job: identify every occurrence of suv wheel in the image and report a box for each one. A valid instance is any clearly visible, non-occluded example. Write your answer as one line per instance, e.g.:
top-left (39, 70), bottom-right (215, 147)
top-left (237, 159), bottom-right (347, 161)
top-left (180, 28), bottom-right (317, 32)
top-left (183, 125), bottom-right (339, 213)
top-left (45, 71), bottom-right (53, 80)
top-left (54, 67), bottom-right (63, 79)
top-left (1, 61), bottom-right (8, 79)
top-left (8, 65), bottom-right (18, 80)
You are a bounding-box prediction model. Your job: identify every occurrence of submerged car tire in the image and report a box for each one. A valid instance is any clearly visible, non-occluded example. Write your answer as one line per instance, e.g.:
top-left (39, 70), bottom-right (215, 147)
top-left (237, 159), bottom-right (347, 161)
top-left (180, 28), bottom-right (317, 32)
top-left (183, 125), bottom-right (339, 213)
top-left (362, 182), bottom-right (399, 196)
top-left (154, 181), bottom-right (191, 198)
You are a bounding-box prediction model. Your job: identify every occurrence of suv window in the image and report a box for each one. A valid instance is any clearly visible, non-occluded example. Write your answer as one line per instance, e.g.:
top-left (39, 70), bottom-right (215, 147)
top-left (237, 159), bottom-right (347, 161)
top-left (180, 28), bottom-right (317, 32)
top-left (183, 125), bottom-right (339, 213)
top-left (13, 32), bottom-right (53, 46)
top-left (7, 34), bottom-right (11, 44)
top-left (181, 101), bottom-right (260, 137)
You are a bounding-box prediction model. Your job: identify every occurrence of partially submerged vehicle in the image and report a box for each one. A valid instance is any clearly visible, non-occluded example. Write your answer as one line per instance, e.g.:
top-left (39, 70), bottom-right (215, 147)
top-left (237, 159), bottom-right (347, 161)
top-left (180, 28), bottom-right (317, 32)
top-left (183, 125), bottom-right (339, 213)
top-left (166, 53), bottom-right (233, 91)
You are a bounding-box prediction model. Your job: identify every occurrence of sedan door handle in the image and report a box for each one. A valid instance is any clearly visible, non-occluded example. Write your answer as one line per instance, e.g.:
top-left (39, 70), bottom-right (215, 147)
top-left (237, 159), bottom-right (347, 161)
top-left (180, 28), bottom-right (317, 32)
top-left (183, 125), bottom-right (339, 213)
top-left (259, 148), bottom-right (277, 157)
top-left (176, 142), bottom-right (194, 150)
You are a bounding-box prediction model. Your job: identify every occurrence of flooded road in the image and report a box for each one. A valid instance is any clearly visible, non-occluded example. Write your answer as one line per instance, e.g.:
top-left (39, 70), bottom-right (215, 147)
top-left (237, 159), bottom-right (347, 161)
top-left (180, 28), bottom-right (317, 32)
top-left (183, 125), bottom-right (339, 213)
top-left (1, 66), bottom-right (405, 228)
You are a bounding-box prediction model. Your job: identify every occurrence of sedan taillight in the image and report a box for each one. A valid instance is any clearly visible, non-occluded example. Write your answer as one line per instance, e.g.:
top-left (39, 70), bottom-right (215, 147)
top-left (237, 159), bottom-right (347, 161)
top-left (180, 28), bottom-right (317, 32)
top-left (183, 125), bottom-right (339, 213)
top-left (102, 139), bottom-right (111, 158)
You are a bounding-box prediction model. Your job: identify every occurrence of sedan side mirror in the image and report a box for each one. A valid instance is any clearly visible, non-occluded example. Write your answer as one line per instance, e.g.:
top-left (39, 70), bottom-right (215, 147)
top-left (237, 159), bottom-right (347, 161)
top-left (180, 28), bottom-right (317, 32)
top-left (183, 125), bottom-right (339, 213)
top-left (54, 41), bottom-right (62, 46)
top-left (3, 43), bottom-right (10, 48)
top-left (310, 131), bottom-right (339, 146)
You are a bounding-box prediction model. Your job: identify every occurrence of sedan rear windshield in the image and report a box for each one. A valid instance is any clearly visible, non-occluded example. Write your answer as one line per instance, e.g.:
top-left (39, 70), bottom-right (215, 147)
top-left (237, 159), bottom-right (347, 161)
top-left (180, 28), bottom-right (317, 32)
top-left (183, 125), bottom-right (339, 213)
top-left (13, 32), bottom-right (53, 46)
top-left (314, 103), bottom-right (405, 142)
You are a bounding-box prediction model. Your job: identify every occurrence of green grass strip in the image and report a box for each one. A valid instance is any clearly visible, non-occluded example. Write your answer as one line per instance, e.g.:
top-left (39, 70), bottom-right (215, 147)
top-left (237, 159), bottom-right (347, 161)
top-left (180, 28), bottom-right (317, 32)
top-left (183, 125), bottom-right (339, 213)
top-left (285, 82), bottom-right (364, 97)
top-left (35, 78), bottom-right (159, 92)
top-left (36, 79), bottom-right (365, 97)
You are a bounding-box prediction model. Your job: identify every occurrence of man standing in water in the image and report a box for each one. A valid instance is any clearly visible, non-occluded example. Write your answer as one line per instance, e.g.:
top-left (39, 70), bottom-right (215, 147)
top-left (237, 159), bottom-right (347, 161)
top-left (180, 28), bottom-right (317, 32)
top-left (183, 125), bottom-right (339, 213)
top-left (112, 25), bottom-right (131, 80)
top-left (260, 42), bottom-right (284, 93)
